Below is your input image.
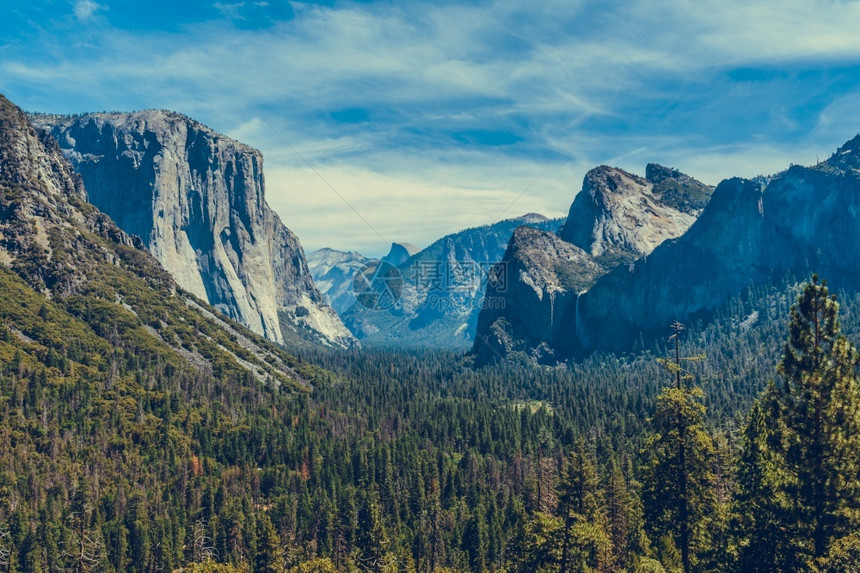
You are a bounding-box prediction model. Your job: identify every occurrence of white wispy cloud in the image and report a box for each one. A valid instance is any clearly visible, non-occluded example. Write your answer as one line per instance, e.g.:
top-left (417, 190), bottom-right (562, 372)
top-left (2, 0), bottom-right (859, 254)
top-left (73, 0), bottom-right (103, 23)
top-left (263, 160), bottom-right (575, 256)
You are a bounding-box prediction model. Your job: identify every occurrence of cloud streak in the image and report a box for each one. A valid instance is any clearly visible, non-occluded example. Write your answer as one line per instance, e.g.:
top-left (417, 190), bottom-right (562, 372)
top-left (1, 0), bottom-right (859, 254)
top-left (73, 0), bottom-right (103, 22)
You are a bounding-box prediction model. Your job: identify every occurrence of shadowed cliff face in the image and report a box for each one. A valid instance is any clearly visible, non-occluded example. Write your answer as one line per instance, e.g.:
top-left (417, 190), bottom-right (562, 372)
top-left (475, 135), bottom-right (860, 364)
top-left (335, 215), bottom-right (563, 349)
top-left (31, 111), bottom-right (354, 349)
top-left (471, 226), bottom-right (601, 364)
top-left (567, 148), bottom-right (860, 356)
top-left (473, 164), bottom-right (713, 364)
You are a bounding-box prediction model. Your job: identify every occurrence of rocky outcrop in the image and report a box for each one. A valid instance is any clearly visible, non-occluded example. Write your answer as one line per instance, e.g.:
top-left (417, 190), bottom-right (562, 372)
top-left (306, 247), bottom-right (371, 314)
top-left (566, 138), bottom-right (860, 356)
top-left (558, 164), bottom-right (712, 266)
top-left (338, 214), bottom-right (563, 347)
top-left (381, 242), bottom-right (419, 267)
top-left (0, 97), bottom-right (107, 295)
top-left (0, 93), bottom-right (314, 386)
top-left (472, 227), bottom-right (601, 364)
top-left (31, 110), bottom-right (354, 349)
top-left (473, 165), bottom-right (713, 363)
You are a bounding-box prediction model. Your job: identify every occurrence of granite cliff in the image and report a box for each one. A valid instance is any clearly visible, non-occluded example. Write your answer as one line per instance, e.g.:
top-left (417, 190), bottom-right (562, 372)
top-left (0, 93), bottom-right (316, 387)
top-left (566, 138), bottom-right (860, 356)
top-left (473, 164), bottom-right (713, 363)
top-left (31, 110), bottom-right (353, 349)
top-left (381, 242), bottom-right (420, 267)
top-left (558, 164), bottom-right (712, 266)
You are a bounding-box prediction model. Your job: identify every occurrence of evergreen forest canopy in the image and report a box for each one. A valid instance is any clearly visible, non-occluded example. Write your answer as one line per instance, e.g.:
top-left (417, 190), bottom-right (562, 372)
top-left (3, 250), bottom-right (860, 572)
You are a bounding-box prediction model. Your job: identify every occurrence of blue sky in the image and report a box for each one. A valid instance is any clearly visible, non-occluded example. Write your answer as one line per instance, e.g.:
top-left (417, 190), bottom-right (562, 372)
top-left (2, 0), bottom-right (860, 256)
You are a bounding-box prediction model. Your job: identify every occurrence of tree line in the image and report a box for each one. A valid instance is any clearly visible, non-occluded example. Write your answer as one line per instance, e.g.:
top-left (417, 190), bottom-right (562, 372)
top-left (1, 276), bottom-right (859, 571)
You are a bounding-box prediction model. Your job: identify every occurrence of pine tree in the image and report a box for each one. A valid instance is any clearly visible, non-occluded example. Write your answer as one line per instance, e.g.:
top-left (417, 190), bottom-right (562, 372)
top-left (358, 488), bottom-right (393, 573)
top-left (771, 275), bottom-right (860, 560)
top-left (255, 514), bottom-right (286, 573)
top-left (17, 530), bottom-right (42, 573)
top-left (462, 503), bottom-right (488, 572)
top-left (605, 458), bottom-right (643, 571)
top-left (734, 398), bottom-right (792, 572)
top-left (557, 439), bottom-right (610, 573)
top-left (703, 431), bottom-right (734, 570)
top-left (509, 511), bottom-right (563, 573)
top-left (427, 483), bottom-right (444, 573)
top-left (641, 322), bottom-right (714, 573)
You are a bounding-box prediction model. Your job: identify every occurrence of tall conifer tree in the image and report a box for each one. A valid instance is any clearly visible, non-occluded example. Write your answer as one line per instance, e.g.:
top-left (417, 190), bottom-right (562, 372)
top-left (557, 440), bottom-right (610, 573)
top-left (642, 322), bottom-right (714, 573)
top-left (771, 276), bottom-right (860, 561)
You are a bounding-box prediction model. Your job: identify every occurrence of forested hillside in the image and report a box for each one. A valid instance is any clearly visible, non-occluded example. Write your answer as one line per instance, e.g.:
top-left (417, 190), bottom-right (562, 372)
top-left (3, 268), bottom-right (860, 571)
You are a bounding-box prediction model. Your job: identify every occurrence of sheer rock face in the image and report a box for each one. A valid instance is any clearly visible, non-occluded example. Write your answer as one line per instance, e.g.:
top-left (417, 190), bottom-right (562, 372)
top-left (31, 110), bottom-right (354, 348)
top-left (473, 164), bottom-right (713, 364)
top-left (558, 164), bottom-right (713, 266)
top-left (306, 248), bottom-right (370, 315)
top-left (569, 143), bottom-right (860, 356)
top-left (336, 215), bottom-right (563, 348)
top-left (472, 226), bottom-right (601, 364)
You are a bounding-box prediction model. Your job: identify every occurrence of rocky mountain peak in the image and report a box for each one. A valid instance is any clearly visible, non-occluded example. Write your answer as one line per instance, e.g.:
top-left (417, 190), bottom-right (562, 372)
top-left (473, 162), bottom-right (713, 365)
top-left (306, 247), bottom-right (370, 315)
top-left (381, 242), bottom-right (420, 267)
top-left (588, 164), bottom-right (646, 188)
top-left (310, 247), bottom-right (366, 262)
top-left (511, 212), bottom-right (550, 224)
top-left (646, 163), bottom-right (714, 214)
top-left (644, 162), bottom-right (683, 182)
top-left (31, 110), bottom-right (354, 349)
top-left (823, 133), bottom-right (860, 171)
top-left (0, 99), bottom-right (86, 206)
top-left (557, 164), bottom-right (711, 265)
top-left (837, 133), bottom-right (860, 154)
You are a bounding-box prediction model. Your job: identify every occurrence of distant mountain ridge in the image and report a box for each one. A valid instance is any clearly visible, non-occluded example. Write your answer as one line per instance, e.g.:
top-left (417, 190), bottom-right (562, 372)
top-left (30, 110), bottom-right (354, 349)
top-left (322, 214), bottom-right (564, 347)
top-left (473, 164), bottom-right (714, 363)
top-left (306, 247), bottom-right (371, 314)
top-left (473, 137), bottom-right (860, 364)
